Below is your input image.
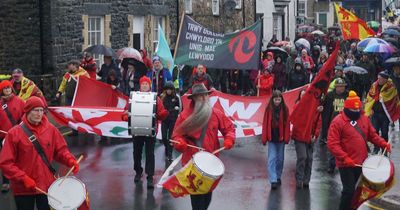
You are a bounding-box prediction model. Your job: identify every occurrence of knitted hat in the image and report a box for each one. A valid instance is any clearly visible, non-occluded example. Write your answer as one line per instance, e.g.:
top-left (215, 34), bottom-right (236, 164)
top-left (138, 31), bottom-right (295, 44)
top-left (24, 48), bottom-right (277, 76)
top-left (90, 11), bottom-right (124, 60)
top-left (139, 76), bottom-right (151, 86)
top-left (24, 96), bottom-right (44, 113)
top-left (344, 91), bottom-right (361, 109)
top-left (378, 71), bottom-right (389, 79)
top-left (0, 80), bottom-right (12, 93)
top-left (152, 56), bottom-right (161, 63)
top-left (335, 65), bottom-right (344, 71)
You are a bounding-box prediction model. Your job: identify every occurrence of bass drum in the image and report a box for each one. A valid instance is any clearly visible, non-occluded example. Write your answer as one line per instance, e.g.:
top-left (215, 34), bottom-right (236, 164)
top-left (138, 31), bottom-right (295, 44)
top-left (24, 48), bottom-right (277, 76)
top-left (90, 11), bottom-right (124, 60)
top-left (128, 91), bottom-right (157, 137)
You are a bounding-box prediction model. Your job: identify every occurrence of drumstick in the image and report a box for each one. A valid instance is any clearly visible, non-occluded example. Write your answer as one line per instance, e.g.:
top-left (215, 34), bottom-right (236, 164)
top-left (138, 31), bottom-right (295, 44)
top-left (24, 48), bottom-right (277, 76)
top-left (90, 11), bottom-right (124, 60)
top-left (378, 138), bottom-right (392, 167)
top-left (0, 130), bottom-right (7, 134)
top-left (355, 164), bottom-right (376, 170)
top-left (35, 187), bottom-right (62, 204)
top-left (169, 139), bottom-right (204, 151)
top-left (59, 155), bottom-right (84, 186)
top-left (212, 147), bottom-right (225, 155)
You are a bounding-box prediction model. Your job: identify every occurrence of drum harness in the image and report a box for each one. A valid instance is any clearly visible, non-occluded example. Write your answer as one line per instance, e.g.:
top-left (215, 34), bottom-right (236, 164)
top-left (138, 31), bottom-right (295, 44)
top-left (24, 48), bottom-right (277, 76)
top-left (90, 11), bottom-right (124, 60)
top-left (349, 120), bottom-right (371, 153)
top-left (20, 122), bottom-right (57, 176)
top-left (1, 101), bottom-right (16, 126)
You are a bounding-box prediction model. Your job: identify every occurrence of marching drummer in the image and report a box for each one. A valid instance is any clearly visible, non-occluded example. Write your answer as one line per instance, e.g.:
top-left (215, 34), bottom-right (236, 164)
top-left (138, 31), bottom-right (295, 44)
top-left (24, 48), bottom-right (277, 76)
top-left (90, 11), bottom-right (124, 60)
top-left (327, 91), bottom-right (391, 210)
top-left (123, 76), bottom-right (169, 189)
top-left (0, 96), bottom-right (80, 210)
top-left (172, 83), bottom-right (235, 210)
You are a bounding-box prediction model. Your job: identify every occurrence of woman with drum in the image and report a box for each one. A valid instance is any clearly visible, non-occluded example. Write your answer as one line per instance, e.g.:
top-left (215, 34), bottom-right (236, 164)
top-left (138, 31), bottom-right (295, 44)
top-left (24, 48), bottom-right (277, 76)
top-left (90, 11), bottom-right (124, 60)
top-left (261, 90), bottom-right (290, 190)
top-left (0, 97), bottom-right (80, 210)
top-left (160, 81), bottom-right (181, 165)
top-left (172, 83), bottom-right (235, 210)
top-left (327, 91), bottom-right (391, 210)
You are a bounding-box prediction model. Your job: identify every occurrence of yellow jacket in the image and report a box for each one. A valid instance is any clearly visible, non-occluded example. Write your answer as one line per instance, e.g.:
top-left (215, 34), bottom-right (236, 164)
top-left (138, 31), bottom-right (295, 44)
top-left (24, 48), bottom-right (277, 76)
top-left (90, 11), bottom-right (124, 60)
top-left (58, 67), bottom-right (89, 93)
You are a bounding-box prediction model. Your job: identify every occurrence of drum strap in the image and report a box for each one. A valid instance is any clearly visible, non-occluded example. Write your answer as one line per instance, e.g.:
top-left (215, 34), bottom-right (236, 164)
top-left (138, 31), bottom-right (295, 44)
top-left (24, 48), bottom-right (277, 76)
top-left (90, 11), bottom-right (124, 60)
top-left (195, 125), bottom-right (208, 148)
top-left (20, 123), bottom-right (57, 175)
top-left (350, 121), bottom-right (371, 153)
top-left (1, 101), bottom-right (16, 126)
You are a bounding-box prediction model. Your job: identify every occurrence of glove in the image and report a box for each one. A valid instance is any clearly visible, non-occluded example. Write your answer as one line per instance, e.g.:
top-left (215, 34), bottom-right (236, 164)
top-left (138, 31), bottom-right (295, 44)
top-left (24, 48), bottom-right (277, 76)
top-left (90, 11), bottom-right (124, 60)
top-left (343, 157), bottom-right (356, 167)
top-left (174, 138), bottom-right (188, 152)
top-left (223, 138), bottom-right (234, 150)
top-left (67, 158), bottom-right (80, 174)
top-left (22, 175), bottom-right (36, 190)
top-left (121, 113), bottom-right (129, 121)
top-left (382, 142), bottom-right (392, 153)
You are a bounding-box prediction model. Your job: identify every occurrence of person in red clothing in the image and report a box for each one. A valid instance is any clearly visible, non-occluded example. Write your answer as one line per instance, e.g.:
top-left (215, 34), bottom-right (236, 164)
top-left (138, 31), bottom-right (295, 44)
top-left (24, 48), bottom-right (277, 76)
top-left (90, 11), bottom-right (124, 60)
top-left (188, 64), bottom-right (214, 93)
top-left (300, 49), bottom-right (315, 79)
top-left (0, 96), bottom-right (80, 210)
top-left (125, 76), bottom-right (169, 188)
top-left (292, 89), bottom-right (323, 189)
top-left (139, 49), bottom-right (153, 70)
top-left (261, 90), bottom-right (290, 189)
top-left (262, 52), bottom-right (275, 72)
top-left (0, 80), bottom-right (25, 192)
top-left (327, 91), bottom-right (391, 210)
top-left (80, 52), bottom-right (97, 79)
top-left (256, 69), bottom-right (274, 96)
top-left (172, 83), bottom-right (235, 210)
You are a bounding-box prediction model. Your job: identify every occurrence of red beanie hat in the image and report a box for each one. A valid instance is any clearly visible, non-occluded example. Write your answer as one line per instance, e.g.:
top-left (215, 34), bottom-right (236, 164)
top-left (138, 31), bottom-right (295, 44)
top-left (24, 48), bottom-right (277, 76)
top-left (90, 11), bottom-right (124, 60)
top-left (139, 76), bottom-right (151, 86)
top-left (344, 91), bottom-right (361, 109)
top-left (0, 80), bottom-right (12, 93)
top-left (24, 96), bottom-right (45, 113)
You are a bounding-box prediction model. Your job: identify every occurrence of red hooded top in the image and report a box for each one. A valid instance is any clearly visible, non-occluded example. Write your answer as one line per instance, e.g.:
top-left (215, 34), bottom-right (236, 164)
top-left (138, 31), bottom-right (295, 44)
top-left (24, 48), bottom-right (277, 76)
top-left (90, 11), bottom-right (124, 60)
top-left (140, 49), bottom-right (153, 70)
top-left (0, 115), bottom-right (75, 195)
top-left (0, 95), bottom-right (25, 139)
top-left (257, 74), bottom-right (274, 97)
top-left (172, 102), bottom-right (236, 165)
top-left (80, 57), bottom-right (97, 79)
top-left (261, 105), bottom-right (290, 144)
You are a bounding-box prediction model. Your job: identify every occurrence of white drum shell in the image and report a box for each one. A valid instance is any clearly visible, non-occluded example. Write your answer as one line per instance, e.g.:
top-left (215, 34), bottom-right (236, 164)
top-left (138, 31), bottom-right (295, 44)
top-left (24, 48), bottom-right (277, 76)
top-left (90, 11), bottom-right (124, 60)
top-left (129, 91), bottom-right (157, 137)
top-left (47, 176), bottom-right (86, 210)
top-left (193, 151), bottom-right (225, 179)
top-left (362, 155), bottom-right (391, 184)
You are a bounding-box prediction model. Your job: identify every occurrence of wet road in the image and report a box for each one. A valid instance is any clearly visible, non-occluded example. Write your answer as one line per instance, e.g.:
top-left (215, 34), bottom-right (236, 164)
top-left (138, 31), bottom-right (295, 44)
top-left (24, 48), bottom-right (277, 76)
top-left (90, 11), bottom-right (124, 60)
top-left (2, 129), bottom-right (397, 210)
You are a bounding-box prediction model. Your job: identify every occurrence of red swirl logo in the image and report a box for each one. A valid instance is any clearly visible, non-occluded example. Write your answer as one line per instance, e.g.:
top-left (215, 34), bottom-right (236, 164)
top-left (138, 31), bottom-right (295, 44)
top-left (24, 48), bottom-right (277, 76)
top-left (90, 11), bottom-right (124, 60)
top-left (228, 30), bottom-right (257, 64)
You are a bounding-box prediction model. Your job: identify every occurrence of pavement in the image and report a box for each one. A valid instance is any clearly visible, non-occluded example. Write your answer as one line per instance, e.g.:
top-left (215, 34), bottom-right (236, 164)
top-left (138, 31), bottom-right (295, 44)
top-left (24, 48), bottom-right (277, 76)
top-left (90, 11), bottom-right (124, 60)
top-left (1, 125), bottom-right (399, 210)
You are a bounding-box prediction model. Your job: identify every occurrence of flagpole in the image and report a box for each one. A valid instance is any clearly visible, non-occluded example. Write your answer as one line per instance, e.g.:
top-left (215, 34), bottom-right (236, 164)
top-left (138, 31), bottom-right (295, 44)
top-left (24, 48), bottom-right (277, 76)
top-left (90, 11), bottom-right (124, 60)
top-left (257, 70), bottom-right (261, 97)
top-left (173, 13), bottom-right (186, 61)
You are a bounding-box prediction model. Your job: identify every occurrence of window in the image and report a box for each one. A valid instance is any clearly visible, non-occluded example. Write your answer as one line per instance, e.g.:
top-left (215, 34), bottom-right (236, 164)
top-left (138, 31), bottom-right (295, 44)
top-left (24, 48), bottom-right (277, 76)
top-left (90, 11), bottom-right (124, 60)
top-left (88, 16), bottom-right (104, 66)
top-left (153, 16), bottom-right (165, 53)
top-left (273, 14), bottom-right (283, 40)
top-left (235, 0), bottom-right (242, 9)
top-left (212, 0), bottom-right (219, 16)
top-left (185, 0), bottom-right (192, 14)
top-left (298, 1), bottom-right (306, 17)
top-left (318, 13), bottom-right (327, 28)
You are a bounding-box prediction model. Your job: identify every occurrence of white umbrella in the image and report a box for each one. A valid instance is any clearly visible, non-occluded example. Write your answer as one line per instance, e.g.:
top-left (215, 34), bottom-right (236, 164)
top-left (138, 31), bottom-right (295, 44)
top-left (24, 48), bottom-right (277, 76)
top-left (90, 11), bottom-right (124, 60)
top-left (311, 30), bottom-right (325, 35)
top-left (295, 38), bottom-right (311, 50)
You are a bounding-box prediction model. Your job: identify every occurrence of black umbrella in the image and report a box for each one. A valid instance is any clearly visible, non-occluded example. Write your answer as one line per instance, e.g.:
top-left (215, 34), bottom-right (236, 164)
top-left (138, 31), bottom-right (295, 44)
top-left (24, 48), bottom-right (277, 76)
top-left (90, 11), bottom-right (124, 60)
top-left (343, 66), bottom-right (368, 74)
top-left (121, 58), bottom-right (148, 79)
top-left (384, 57), bottom-right (400, 66)
top-left (383, 37), bottom-right (399, 49)
top-left (265, 47), bottom-right (289, 59)
top-left (84, 44), bottom-right (118, 58)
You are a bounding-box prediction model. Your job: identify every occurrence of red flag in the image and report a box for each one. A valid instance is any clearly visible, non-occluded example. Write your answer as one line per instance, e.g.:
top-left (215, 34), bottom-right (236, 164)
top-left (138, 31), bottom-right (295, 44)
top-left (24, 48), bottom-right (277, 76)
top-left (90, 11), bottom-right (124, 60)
top-left (290, 41), bottom-right (340, 141)
top-left (72, 76), bottom-right (128, 108)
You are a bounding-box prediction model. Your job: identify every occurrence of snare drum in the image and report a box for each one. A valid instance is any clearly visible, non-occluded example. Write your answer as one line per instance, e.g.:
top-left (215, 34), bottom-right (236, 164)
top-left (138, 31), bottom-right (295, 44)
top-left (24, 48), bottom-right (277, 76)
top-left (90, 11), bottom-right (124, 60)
top-left (128, 91), bottom-right (157, 137)
top-left (47, 177), bottom-right (87, 210)
top-left (361, 155), bottom-right (395, 191)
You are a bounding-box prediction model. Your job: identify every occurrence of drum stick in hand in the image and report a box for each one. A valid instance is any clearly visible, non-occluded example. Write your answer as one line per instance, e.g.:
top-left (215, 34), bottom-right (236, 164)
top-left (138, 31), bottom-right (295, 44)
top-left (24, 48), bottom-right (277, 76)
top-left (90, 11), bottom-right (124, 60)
top-left (169, 139), bottom-right (204, 151)
top-left (355, 164), bottom-right (376, 170)
top-left (35, 187), bottom-right (62, 204)
top-left (59, 155), bottom-right (84, 186)
top-left (212, 147), bottom-right (225, 155)
top-left (0, 130), bottom-right (7, 134)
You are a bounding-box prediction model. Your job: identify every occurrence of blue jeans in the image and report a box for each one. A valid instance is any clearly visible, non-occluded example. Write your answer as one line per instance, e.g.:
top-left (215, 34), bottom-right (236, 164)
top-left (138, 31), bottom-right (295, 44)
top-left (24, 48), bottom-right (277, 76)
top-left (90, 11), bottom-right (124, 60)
top-left (267, 141), bottom-right (285, 183)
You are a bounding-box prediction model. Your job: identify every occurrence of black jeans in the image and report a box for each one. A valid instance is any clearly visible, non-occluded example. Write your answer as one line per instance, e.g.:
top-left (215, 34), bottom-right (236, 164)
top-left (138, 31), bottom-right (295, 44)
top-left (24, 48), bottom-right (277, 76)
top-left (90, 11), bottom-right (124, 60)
top-left (0, 138), bottom-right (9, 184)
top-left (190, 192), bottom-right (213, 210)
top-left (14, 194), bottom-right (50, 210)
top-left (338, 167), bottom-right (362, 210)
top-left (161, 120), bottom-right (175, 159)
top-left (371, 112), bottom-right (389, 154)
top-left (133, 136), bottom-right (155, 177)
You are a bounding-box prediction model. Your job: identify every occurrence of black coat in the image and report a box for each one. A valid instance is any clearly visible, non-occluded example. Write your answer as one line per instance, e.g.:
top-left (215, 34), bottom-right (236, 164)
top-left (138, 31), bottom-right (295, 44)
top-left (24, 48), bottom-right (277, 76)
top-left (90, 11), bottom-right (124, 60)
top-left (288, 69), bottom-right (308, 90)
top-left (161, 94), bottom-right (181, 122)
top-left (98, 62), bottom-right (121, 82)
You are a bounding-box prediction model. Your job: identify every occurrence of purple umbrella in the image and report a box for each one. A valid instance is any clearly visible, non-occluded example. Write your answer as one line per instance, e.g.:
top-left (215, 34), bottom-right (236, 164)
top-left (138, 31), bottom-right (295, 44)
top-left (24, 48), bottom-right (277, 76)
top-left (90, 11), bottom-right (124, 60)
top-left (363, 44), bottom-right (395, 54)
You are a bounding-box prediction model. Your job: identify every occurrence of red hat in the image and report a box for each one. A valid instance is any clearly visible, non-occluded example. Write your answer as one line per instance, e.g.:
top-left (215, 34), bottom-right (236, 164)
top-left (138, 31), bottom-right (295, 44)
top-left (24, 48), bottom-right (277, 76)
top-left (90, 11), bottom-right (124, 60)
top-left (344, 91), bottom-right (361, 109)
top-left (24, 96), bottom-right (45, 113)
top-left (0, 80), bottom-right (12, 93)
top-left (139, 76), bottom-right (151, 86)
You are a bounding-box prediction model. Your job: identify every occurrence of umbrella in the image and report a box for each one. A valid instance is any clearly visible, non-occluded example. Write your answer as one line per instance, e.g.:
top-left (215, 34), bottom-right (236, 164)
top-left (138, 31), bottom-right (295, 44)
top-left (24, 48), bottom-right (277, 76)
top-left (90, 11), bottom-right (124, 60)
top-left (311, 30), bottom-right (324, 35)
top-left (84, 44), bottom-right (117, 58)
top-left (343, 66), bottom-right (368, 74)
top-left (357, 38), bottom-right (390, 51)
top-left (273, 41), bottom-right (290, 47)
top-left (367, 21), bottom-right (380, 29)
top-left (382, 29), bottom-right (400, 36)
top-left (363, 43), bottom-right (395, 54)
top-left (265, 47), bottom-right (289, 59)
top-left (118, 47), bottom-right (143, 62)
top-left (387, 25), bottom-right (400, 32)
top-left (384, 57), bottom-right (400, 66)
top-left (295, 38), bottom-right (310, 50)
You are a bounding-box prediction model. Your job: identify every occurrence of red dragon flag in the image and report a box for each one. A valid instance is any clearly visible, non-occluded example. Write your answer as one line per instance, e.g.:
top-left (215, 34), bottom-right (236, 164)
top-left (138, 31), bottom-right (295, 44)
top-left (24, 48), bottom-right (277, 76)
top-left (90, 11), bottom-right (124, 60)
top-left (290, 41), bottom-right (340, 141)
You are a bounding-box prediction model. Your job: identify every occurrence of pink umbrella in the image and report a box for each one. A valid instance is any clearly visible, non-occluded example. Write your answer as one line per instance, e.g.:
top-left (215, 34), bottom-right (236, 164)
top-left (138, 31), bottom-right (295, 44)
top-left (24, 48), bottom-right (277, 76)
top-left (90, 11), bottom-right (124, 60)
top-left (118, 48), bottom-right (143, 62)
top-left (273, 41), bottom-right (290, 47)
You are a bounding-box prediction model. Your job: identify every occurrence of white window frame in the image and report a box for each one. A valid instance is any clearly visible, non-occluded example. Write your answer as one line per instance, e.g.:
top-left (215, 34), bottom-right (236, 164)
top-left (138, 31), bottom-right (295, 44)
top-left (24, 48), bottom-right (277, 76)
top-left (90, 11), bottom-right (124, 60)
top-left (88, 16), bottom-right (104, 67)
top-left (212, 0), bottom-right (220, 16)
top-left (235, 0), bottom-right (242, 9)
top-left (185, 0), bottom-right (193, 14)
top-left (316, 12), bottom-right (328, 27)
top-left (153, 16), bottom-right (165, 53)
top-left (298, 0), bottom-right (307, 17)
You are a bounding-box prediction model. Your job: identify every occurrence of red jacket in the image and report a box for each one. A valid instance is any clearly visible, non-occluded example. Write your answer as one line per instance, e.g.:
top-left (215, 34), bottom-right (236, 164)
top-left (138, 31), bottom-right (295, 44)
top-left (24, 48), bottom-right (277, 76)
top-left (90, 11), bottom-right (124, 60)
top-left (80, 58), bottom-right (97, 79)
top-left (301, 55), bottom-right (315, 74)
top-left (257, 74), bottom-right (274, 96)
top-left (0, 115), bottom-right (75, 195)
top-left (262, 105), bottom-right (290, 144)
top-left (172, 103), bottom-right (236, 165)
top-left (0, 95), bottom-right (25, 139)
top-left (327, 112), bottom-right (387, 168)
top-left (140, 49), bottom-right (153, 70)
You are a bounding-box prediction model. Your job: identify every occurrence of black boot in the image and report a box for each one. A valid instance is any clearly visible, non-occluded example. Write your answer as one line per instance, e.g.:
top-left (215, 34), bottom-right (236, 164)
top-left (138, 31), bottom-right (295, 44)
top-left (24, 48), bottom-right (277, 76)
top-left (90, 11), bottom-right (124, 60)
top-left (147, 176), bottom-right (154, 189)
top-left (134, 173), bottom-right (142, 183)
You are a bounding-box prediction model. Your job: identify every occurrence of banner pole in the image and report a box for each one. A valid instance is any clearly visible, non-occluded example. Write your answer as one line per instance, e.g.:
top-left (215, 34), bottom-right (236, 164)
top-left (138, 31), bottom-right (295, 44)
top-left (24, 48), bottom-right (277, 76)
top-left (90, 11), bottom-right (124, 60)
top-left (173, 13), bottom-right (186, 62)
top-left (257, 70), bottom-right (261, 97)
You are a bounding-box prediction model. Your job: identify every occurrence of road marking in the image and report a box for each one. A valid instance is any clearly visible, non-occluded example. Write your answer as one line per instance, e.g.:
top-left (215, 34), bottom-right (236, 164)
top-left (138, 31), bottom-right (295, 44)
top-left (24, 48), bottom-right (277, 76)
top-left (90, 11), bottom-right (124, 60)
top-left (364, 202), bottom-right (385, 210)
